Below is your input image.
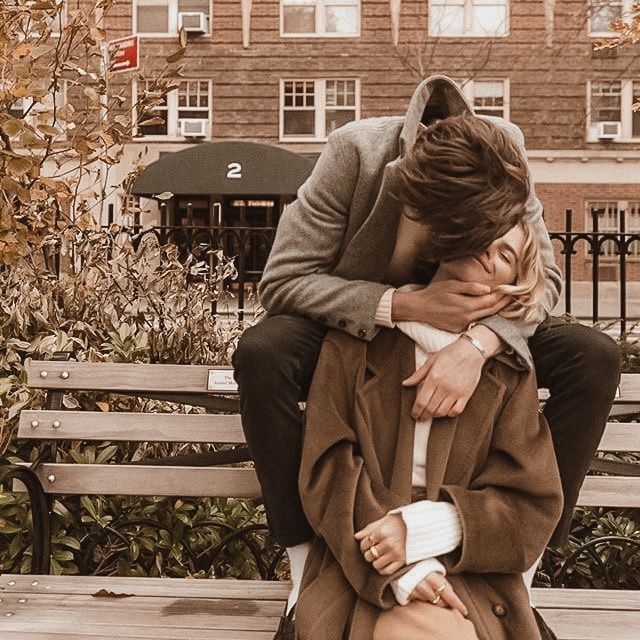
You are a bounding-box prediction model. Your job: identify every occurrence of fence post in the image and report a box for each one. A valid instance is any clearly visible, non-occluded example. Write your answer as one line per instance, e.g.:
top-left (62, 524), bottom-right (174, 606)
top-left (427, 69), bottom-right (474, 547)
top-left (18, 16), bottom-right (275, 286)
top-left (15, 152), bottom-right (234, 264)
top-left (564, 209), bottom-right (572, 316)
top-left (591, 208), bottom-right (600, 323)
top-left (620, 209), bottom-right (627, 337)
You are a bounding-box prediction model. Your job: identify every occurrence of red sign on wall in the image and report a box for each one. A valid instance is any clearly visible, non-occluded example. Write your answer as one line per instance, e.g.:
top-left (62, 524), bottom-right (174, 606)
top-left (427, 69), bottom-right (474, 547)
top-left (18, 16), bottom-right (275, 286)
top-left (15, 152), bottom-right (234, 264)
top-left (107, 35), bottom-right (139, 74)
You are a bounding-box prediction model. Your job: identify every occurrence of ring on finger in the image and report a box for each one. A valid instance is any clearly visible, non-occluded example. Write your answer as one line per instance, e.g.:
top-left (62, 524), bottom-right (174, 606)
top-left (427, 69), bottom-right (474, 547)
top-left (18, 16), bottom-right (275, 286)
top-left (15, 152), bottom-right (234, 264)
top-left (431, 594), bottom-right (442, 605)
top-left (369, 544), bottom-right (380, 560)
top-left (435, 583), bottom-right (446, 593)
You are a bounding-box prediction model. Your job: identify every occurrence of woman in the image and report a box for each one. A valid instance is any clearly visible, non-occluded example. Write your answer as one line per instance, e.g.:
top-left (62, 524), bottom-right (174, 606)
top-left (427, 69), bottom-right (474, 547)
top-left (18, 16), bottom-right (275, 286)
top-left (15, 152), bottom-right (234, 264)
top-left (296, 221), bottom-right (563, 640)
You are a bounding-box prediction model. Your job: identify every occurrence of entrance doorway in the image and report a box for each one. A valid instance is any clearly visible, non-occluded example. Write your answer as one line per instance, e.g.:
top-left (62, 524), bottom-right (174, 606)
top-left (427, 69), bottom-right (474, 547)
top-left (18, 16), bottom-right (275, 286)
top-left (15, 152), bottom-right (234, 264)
top-left (219, 196), bottom-right (280, 282)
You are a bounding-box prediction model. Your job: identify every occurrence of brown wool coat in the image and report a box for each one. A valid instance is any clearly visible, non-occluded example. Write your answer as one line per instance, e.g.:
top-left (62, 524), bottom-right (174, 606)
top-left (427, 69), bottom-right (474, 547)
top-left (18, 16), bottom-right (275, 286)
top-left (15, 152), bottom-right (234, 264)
top-left (297, 329), bottom-right (563, 640)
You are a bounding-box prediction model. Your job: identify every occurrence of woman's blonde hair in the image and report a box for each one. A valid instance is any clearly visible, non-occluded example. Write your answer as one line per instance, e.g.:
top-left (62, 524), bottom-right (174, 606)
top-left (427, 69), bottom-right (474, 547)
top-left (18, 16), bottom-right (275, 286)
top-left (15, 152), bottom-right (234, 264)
top-left (494, 221), bottom-right (547, 323)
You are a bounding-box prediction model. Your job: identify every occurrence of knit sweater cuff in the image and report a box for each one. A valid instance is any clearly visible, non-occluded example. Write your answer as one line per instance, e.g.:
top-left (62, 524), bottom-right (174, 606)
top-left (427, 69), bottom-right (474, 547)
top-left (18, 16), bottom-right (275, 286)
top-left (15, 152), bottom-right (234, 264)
top-left (391, 557), bottom-right (446, 606)
top-left (390, 500), bottom-right (462, 565)
top-left (374, 288), bottom-right (396, 328)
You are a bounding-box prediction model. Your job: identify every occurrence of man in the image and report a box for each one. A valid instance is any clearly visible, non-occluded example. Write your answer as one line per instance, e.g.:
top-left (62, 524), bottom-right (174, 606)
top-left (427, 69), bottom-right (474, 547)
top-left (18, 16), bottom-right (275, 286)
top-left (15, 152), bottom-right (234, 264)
top-left (232, 76), bottom-right (621, 639)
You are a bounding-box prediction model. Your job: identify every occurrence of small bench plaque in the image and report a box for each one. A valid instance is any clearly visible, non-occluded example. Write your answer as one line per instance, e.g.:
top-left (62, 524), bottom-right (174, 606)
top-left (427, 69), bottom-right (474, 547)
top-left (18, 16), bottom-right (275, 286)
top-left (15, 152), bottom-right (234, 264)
top-left (207, 369), bottom-right (237, 392)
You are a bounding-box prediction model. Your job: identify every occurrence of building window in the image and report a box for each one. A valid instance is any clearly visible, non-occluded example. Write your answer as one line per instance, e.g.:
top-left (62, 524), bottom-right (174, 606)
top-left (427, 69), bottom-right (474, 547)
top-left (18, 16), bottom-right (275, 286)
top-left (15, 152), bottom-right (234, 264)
top-left (587, 80), bottom-right (639, 141)
top-left (134, 0), bottom-right (211, 36)
top-left (280, 79), bottom-right (359, 140)
top-left (136, 80), bottom-right (211, 138)
top-left (281, 0), bottom-right (359, 36)
top-left (10, 85), bottom-right (67, 130)
top-left (587, 201), bottom-right (640, 259)
top-left (429, 0), bottom-right (508, 37)
top-left (456, 79), bottom-right (508, 119)
top-left (588, 0), bottom-right (630, 36)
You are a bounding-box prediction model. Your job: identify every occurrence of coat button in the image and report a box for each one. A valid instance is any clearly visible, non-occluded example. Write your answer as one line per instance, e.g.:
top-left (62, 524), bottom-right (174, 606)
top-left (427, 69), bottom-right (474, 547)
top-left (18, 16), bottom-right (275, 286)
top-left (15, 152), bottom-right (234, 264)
top-left (338, 319), bottom-right (348, 328)
top-left (492, 603), bottom-right (507, 617)
top-left (358, 329), bottom-right (367, 338)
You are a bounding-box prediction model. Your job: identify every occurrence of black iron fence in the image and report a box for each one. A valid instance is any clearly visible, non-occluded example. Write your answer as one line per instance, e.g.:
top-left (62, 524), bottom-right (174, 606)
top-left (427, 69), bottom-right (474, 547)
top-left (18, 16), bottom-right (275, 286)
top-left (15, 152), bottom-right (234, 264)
top-left (550, 209), bottom-right (640, 336)
top-left (124, 207), bottom-right (640, 335)
top-left (127, 223), bottom-right (277, 321)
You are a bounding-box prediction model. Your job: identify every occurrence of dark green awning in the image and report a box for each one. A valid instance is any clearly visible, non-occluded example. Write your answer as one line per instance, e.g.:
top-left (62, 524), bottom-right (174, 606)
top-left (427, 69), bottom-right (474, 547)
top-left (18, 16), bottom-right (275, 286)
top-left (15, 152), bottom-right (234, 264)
top-left (132, 141), bottom-right (315, 196)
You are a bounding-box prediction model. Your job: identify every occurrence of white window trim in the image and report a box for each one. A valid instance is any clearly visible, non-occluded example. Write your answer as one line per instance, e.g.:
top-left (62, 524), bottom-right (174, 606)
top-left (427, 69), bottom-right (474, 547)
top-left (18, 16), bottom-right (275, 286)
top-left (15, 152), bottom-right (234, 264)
top-left (457, 78), bottom-right (510, 121)
top-left (279, 78), bottom-right (361, 142)
top-left (280, 0), bottom-right (361, 38)
top-left (132, 79), bottom-right (213, 140)
top-left (586, 79), bottom-right (640, 143)
top-left (588, 0), bottom-right (630, 37)
top-left (585, 200), bottom-right (640, 260)
top-left (428, 0), bottom-right (509, 38)
top-left (133, 0), bottom-right (212, 38)
top-left (11, 82), bottom-right (68, 131)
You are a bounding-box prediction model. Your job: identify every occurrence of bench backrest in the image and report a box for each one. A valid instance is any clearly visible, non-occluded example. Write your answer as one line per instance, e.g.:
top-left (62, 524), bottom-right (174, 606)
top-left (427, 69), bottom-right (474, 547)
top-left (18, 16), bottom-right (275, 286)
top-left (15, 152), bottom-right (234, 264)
top-left (17, 361), bottom-right (640, 508)
top-left (18, 361), bottom-right (258, 498)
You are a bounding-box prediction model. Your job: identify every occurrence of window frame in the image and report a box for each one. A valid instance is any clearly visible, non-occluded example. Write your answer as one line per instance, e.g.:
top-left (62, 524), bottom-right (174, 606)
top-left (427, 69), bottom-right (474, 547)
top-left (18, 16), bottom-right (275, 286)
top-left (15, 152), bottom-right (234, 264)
top-left (585, 200), bottom-right (640, 260)
top-left (588, 0), bottom-right (629, 37)
top-left (586, 79), bottom-right (640, 142)
top-left (133, 0), bottom-right (212, 38)
top-left (428, 0), bottom-right (509, 38)
top-left (280, 0), bottom-right (361, 38)
top-left (279, 78), bottom-right (360, 142)
top-left (456, 78), bottom-right (510, 120)
top-left (133, 79), bottom-right (213, 140)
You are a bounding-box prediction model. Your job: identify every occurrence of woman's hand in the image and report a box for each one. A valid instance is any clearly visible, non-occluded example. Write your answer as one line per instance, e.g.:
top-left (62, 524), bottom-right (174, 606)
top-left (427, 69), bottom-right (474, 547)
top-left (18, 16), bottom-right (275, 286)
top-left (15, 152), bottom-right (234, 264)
top-left (411, 572), bottom-right (468, 617)
top-left (355, 513), bottom-right (407, 575)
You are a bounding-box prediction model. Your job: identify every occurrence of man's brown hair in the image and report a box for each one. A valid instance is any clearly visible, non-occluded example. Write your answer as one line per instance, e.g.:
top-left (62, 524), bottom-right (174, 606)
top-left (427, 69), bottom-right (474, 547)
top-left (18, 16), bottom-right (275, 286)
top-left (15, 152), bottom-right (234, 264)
top-left (392, 114), bottom-right (531, 261)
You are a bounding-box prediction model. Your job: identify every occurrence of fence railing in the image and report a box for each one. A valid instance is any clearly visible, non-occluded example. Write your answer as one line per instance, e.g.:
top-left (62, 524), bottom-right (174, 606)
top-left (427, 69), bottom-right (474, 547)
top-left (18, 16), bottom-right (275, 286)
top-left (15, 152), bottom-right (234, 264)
top-left (550, 209), bottom-right (640, 336)
top-left (126, 224), bottom-right (277, 321)
top-left (125, 210), bottom-right (640, 335)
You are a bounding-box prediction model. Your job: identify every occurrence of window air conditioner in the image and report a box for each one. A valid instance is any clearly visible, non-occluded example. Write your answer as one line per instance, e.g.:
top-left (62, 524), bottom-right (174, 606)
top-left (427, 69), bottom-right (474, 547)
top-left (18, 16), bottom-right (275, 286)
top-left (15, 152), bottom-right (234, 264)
top-left (180, 118), bottom-right (209, 138)
top-left (597, 121), bottom-right (621, 140)
top-left (178, 12), bottom-right (208, 33)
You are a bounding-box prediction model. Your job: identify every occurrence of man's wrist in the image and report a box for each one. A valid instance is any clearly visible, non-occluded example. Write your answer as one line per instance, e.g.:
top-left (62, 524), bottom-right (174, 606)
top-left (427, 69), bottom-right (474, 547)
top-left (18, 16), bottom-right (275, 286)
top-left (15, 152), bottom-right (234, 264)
top-left (391, 289), bottom-right (423, 323)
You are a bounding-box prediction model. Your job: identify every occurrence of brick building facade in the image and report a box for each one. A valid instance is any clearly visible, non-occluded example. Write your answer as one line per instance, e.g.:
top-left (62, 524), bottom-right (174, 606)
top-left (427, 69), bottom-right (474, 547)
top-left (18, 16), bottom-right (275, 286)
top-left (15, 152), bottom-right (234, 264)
top-left (95, 0), bottom-right (640, 282)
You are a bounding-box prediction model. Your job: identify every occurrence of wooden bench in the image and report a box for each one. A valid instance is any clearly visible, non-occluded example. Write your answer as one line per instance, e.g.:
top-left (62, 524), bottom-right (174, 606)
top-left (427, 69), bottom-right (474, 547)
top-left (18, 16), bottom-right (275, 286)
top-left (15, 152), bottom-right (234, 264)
top-left (0, 360), bottom-right (639, 639)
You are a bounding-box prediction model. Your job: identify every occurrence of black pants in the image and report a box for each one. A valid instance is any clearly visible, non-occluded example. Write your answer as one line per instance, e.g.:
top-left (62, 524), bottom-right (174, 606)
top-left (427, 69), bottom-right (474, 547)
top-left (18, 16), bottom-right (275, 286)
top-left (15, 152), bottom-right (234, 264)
top-left (233, 315), bottom-right (621, 548)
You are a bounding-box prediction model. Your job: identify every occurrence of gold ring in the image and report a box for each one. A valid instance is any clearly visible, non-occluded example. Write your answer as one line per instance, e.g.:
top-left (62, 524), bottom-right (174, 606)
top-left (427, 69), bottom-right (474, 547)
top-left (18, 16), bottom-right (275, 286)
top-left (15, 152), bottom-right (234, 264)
top-left (431, 594), bottom-right (442, 605)
top-left (436, 583), bottom-right (446, 593)
top-left (369, 544), bottom-right (380, 560)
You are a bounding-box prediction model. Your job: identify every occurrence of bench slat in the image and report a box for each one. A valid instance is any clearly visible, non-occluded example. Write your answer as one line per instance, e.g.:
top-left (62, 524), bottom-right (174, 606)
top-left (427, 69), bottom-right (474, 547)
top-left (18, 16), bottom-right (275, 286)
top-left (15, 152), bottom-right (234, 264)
top-left (0, 632), bottom-right (276, 640)
top-left (597, 422), bottom-right (640, 451)
top-left (27, 362), bottom-right (235, 394)
top-left (24, 364), bottom-right (640, 404)
top-left (18, 411), bottom-right (640, 450)
top-left (15, 464), bottom-right (261, 498)
top-left (532, 588), bottom-right (640, 610)
top-left (0, 575), bottom-right (286, 639)
top-left (578, 476), bottom-right (640, 507)
top-left (0, 575), bottom-right (290, 600)
top-left (0, 594), bottom-right (281, 629)
top-left (11, 465), bottom-right (640, 506)
top-left (536, 609), bottom-right (640, 640)
top-left (19, 411), bottom-right (245, 443)
top-left (0, 594), bottom-right (282, 638)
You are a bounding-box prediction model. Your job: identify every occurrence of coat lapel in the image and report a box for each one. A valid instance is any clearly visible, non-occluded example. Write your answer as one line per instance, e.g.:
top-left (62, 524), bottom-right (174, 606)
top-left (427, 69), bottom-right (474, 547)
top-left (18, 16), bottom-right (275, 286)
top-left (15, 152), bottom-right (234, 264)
top-left (425, 370), bottom-right (506, 498)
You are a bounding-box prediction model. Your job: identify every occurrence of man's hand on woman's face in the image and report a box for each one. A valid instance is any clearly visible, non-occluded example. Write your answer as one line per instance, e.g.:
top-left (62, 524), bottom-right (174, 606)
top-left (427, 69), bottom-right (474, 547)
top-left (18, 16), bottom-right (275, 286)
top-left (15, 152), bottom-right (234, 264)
top-left (354, 513), bottom-right (406, 576)
top-left (393, 280), bottom-right (509, 332)
top-left (403, 338), bottom-right (484, 420)
top-left (411, 573), bottom-right (469, 617)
